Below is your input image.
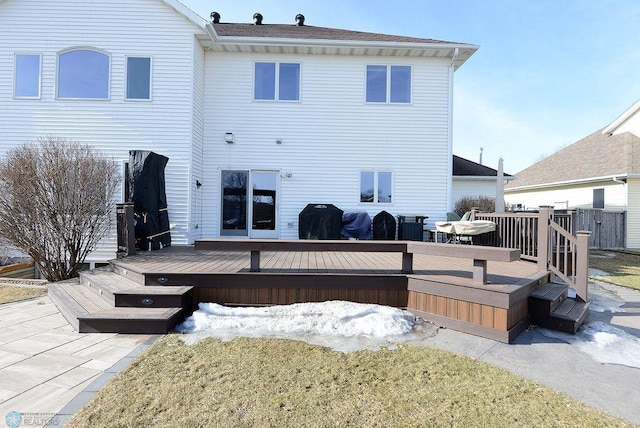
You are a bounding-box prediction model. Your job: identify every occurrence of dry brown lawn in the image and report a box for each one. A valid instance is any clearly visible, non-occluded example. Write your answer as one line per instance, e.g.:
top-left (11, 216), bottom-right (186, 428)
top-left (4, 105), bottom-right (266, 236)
top-left (0, 283), bottom-right (46, 304)
top-left (590, 250), bottom-right (640, 291)
top-left (68, 335), bottom-right (633, 428)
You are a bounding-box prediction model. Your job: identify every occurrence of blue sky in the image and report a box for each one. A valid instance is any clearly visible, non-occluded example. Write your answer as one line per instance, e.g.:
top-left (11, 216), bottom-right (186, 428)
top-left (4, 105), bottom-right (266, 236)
top-left (181, 0), bottom-right (640, 173)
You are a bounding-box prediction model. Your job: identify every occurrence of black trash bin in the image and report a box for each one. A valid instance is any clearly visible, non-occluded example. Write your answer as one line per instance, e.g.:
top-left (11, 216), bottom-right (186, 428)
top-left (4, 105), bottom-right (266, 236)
top-left (397, 215), bottom-right (427, 241)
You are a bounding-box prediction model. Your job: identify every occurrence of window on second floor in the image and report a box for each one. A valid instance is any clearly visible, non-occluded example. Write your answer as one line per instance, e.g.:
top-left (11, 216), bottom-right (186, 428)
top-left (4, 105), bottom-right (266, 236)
top-left (254, 62), bottom-right (300, 101)
top-left (14, 54), bottom-right (41, 98)
top-left (13, 54), bottom-right (42, 98)
top-left (126, 57), bottom-right (151, 100)
top-left (366, 65), bottom-right (411, 103)
top-left (360, 171), bottom-right (393, 203)
top-left (57, 48), bottom-right (110, 99)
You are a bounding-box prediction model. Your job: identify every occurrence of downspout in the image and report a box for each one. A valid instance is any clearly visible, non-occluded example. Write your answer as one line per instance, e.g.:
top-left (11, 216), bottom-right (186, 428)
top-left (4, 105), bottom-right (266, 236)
top-left (612, 176), bottom-right (626, 185)
top-left (446, 48), bottom-right (459, 212)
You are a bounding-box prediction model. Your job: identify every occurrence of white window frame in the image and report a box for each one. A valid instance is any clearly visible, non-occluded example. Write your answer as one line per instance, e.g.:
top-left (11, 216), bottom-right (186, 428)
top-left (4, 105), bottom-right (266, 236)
top-left (253, 61), bottom-right (301, 102)
top-left (360, 170), bottom-right (393, 204)
top-left (365, 64), bottom-right (412, 104)
top-left (56, 47), bottom-right (111, 100)
top-left (125, 56), bottom-right (152, 101)
top-left (14, 53), bottom-right (42, 99)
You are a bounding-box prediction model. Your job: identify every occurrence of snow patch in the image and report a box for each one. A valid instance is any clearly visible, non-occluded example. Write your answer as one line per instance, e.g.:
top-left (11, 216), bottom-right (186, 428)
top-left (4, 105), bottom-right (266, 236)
top-left (176, 300), bottom-right (436, 353)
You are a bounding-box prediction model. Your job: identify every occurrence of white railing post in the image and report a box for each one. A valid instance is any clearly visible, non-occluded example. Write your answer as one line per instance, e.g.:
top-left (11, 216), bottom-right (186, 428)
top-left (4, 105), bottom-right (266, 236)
top-left (575, 231), bottom-right (591, 302)
top-left (537, 206), bottom-right (553, 270)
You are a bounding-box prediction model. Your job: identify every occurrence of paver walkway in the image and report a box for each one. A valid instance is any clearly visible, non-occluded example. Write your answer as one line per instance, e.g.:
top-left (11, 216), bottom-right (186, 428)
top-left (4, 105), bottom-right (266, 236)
top-left (0, 296), bottom-right (154, 427)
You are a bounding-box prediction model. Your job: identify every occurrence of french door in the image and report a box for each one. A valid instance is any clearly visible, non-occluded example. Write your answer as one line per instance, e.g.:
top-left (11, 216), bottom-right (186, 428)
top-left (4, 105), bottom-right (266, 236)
top-left (220, 170), bottom-right (279, 238)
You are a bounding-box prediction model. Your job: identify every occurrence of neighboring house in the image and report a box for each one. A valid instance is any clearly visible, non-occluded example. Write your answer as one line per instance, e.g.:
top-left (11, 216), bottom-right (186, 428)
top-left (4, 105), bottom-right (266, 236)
top-left (0, 0), bottom-right (477, 261)
top-left (451, 155), bottom-right (513, 210)
top-left (504, 104), bottom-right (640, 249)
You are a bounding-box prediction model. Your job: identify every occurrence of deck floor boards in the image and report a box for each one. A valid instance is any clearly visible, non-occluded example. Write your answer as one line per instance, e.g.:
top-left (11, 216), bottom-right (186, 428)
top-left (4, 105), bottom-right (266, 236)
top-left (115, 246), bottom-right (540, 287)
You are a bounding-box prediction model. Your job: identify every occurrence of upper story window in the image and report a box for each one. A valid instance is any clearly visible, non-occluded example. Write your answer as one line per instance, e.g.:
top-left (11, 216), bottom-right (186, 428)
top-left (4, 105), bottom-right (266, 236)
top-left (366, 65), bottom-right (411, 103)
top-left (360, 171), bottom-right (393, 203)
top-left (57, 48), bottom-right (110, 99)
top-left (126, 57), bottom-right (151, 100)
top-left (14, 54), bottom-right (41, 98)
top-left (254, 62), bottom-right (300, 101)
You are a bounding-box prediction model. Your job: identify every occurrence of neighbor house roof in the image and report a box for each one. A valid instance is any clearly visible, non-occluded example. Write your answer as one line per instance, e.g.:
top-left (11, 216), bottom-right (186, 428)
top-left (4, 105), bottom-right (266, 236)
top-left (505, 129), bottom-right (640, 191)
top-left (453, 155), bottom-right (513, 178)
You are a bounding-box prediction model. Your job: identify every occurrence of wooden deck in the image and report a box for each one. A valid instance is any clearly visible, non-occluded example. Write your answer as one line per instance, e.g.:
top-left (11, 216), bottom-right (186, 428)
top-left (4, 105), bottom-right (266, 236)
top-left (106, 245), bottom-right (549, 343)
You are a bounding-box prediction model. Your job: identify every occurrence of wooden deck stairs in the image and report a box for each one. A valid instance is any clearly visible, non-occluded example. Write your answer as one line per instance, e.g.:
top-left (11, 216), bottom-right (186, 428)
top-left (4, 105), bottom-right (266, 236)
top-left (47, 265), bottom-right (193, 334)
top-left (528, 282), bottom-right (590, 334)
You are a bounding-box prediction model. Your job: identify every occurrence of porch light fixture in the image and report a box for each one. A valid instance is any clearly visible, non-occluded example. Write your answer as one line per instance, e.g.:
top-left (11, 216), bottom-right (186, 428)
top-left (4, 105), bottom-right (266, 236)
top-left (224, 132), bottom-right (234, 144)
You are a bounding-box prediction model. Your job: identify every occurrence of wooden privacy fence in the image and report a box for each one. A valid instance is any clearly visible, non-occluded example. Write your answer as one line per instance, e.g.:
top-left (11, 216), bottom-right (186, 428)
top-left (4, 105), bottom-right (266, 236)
top-left (574, 209), bottom-right (625, 249)
top-left (473, 207), bottom-right (590, 302)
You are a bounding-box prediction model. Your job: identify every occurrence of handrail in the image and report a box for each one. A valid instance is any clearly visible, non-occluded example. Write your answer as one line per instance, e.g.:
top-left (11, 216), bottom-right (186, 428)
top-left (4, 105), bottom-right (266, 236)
top-left (472, 206), bottom-right (590, 301)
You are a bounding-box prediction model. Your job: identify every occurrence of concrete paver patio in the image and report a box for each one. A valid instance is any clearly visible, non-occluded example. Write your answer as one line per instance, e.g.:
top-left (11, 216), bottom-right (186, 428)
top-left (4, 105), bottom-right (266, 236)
top-left (0, 296), bottom-right (155, 426)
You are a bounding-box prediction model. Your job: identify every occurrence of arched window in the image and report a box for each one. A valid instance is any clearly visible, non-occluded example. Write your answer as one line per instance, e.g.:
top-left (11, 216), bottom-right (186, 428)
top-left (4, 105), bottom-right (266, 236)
top-left (57, 48), bottom-right (110, 99)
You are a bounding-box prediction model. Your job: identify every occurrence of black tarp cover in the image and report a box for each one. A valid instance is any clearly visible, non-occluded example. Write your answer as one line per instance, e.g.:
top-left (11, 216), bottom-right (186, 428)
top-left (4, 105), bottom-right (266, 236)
top-left (341, 211), bottom-right (372, 240)
top-left (128, 150), bottom-right (171, 250)
top-left (298, 204), bottom-right (343, 239)
top-left (372, 210), bottom-right (396, 240)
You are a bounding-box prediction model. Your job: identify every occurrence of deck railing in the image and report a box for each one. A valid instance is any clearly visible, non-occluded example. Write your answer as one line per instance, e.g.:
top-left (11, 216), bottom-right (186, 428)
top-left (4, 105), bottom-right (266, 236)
top-left (473, 206), bottom-right (590, 301)
top-left (116, 202), bottom-right (135, 258)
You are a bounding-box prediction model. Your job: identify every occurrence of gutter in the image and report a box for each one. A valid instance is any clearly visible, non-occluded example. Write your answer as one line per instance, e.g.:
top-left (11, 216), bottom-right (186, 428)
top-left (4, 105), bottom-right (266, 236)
top-left (505, 174), bottom-right (629, 192)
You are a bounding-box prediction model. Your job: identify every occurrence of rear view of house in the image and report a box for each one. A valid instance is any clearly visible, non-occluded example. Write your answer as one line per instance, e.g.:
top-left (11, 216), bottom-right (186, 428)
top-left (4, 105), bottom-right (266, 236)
top-left (0, 0), bottom-right (478, 261)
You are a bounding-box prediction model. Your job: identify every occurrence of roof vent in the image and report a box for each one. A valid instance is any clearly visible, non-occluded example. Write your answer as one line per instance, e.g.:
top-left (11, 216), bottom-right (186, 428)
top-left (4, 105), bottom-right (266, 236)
top-left (295, 14), bottom-right (305, 26)
top-left (253, 13), bottom-right (263, 25)
top-left (210, 11), bottom-right (220, 24)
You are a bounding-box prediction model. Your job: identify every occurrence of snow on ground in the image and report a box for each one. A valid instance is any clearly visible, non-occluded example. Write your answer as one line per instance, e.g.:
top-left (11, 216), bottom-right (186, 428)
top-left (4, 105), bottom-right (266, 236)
top-left (540, 282), bottom-right (640, 369)
top-left (176, 300), bottom-right (437, 353)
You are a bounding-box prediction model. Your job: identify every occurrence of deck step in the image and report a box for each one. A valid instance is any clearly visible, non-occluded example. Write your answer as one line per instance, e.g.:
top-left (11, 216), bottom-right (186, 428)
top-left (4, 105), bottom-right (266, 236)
top-left (79, 267), bottom-right (193, 308)
top-left (47, 279), bottom-right (187, 334)
top-left (529, 282), bottom-right (590, 334)
top-left (529, 283), bottom-right (568, 314)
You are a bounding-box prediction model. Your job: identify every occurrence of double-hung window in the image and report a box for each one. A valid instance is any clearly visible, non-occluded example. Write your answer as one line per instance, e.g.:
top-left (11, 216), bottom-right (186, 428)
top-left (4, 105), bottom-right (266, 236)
top-left (57, 48), bottom-right (110, 99)
top-left (254, 62), bottom-right (300, 101)
top-left (126, 57), bottom-right (152, 100)
top-left (360, 171), bottom-right (393, 203)
top-left (14, 54), bottom-right (41, 98)
top-left (366, 65), bottom-right (411, 103)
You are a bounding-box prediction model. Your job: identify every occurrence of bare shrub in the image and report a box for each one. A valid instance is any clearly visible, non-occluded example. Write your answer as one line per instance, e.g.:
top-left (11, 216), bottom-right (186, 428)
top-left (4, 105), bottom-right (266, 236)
top-left (453, 196), bottom-right (495, 217)
top-left (0, 137), bottom-right (120, 281)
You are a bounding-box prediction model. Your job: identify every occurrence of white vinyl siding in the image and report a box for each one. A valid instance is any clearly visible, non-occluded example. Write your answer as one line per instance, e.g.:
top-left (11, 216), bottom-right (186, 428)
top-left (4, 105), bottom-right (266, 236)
top-left (627, 178), bottom-right (640, 249)
top-left (203, 53), bottom-right (451, 237)
top-left (190, 38), bottom-right (205, 242)
top-left (452, 179), bottom-right (500, 210)
top-left (504, 181), bottom-right (628, 211)
top-left (0, 0), bottom-right (207, 260)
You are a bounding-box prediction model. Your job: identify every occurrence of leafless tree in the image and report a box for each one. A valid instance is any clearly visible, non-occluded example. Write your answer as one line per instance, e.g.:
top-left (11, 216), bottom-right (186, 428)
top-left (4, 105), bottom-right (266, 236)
top-left (0, 137), bottom-right (120, 281)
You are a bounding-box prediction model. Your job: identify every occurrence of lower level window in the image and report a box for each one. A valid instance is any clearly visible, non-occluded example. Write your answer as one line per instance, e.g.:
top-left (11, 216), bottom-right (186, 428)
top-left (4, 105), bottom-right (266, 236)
top-left (360, 171), bottom-right (392, 203)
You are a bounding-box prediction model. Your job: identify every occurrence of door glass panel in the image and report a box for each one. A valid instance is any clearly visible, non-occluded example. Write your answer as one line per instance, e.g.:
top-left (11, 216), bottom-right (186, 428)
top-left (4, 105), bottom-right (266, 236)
top-left (252, 172), bottom-right (277, 231)
top-left (221, 171), bottom-right (248, 235)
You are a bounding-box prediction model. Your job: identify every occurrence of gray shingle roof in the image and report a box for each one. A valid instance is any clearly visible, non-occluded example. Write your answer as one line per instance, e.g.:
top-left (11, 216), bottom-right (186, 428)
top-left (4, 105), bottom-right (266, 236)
top-left (453, 155), bottom-right (512, 177)
top-left (212, 23), bottom-right (464, 45)
top-left (505, 129), bottom-right (640, 189)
